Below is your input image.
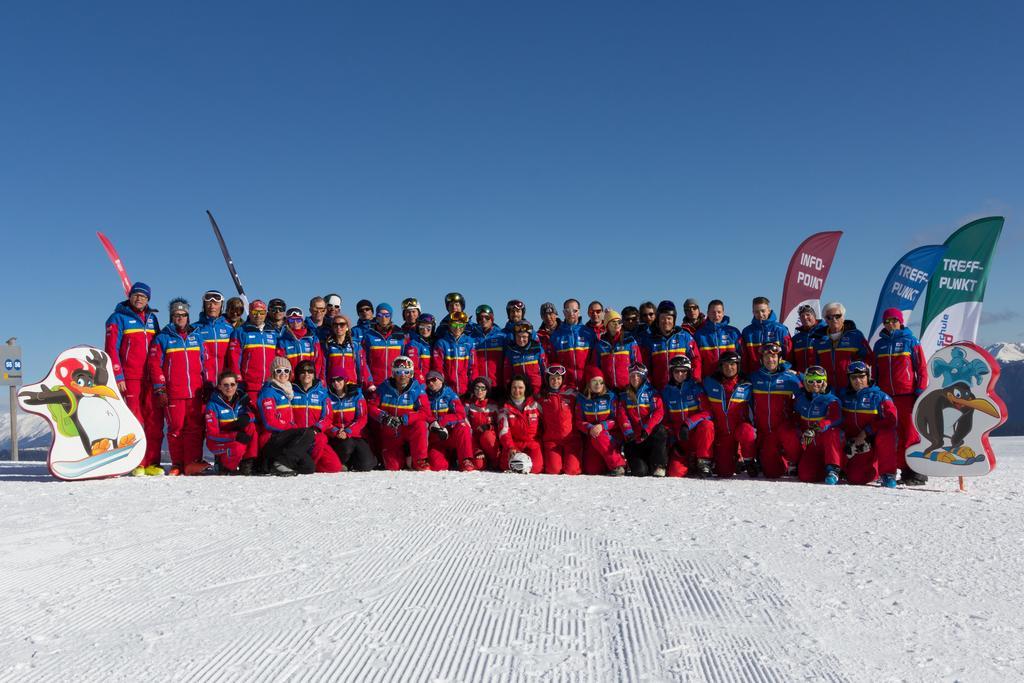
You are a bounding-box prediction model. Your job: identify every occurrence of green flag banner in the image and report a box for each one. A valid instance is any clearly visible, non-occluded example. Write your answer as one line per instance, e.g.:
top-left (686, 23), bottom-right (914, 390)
top-left (919, 216), bottom-right (1004, 356)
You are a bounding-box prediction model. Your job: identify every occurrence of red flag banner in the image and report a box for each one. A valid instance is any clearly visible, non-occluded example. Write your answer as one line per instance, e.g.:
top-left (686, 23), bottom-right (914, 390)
top-left (780, 231), bottom-right (843, 332)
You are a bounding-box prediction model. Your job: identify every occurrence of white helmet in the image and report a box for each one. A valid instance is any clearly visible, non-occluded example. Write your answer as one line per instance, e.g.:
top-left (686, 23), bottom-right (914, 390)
top-left (507, 452), bottom-right (532, 474)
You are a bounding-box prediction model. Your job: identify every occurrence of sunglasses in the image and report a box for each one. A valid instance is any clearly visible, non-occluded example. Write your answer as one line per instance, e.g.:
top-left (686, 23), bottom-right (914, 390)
top-left (219, 382), bottom-right (237, 388)
top-left (546, 365), bottom-right (567, 376)
top-left (685, 305), bottom-right (699, 310)
top-left (331, 377), bottom-right (347, 382)
top-left (589, 308), bottom-right (603, 314)
top-left (269, 307), bottom-right (286, 314)
top-left (172, 312), bottom-right (188, 318)
top-left (825, 314), bottom-right (843, 320)
top-left (203, 293), bottom-right (224, 303)
top-left (472, 384), bottom-right (489, 391)
top-left (332, 321), bottom-right (348, 327)
top-left (884, 318), bottom-right (900, 324)
top-left (251, 310), bottom-right (267, 316)
top-left (806, 378), bottom-right (827, 384)
top-left (377, 311), bottom-right (392, 318)
top-left (393, 368), bottom-right (413, 376)
top-left (427, 377), bottom-right (443, 383)
top-left (297, 368), bottom-right (314, 374)
top-left (671, 367), bottom-right (689, 373)
top-left (273, 368), bottom-right (291, 375)
top-left (477, 313), bottom-right (492, 319)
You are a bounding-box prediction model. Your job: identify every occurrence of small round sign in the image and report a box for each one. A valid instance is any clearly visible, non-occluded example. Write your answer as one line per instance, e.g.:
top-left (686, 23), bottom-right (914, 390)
top-left (3, 359), bottom-right (11, 371)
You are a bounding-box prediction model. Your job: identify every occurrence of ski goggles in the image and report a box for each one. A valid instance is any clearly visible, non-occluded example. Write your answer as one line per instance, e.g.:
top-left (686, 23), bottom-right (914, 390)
top-left (402, 297), bottom-right (420, 311)
top-left (760, 341), bottom-right (783, 355)
top-left (628, 362), bottom-right (648, 376)
top-left (392, 367), bottom-right (413, 376)
top-left (507, 300), bottom-right (525, 311)
top-left (804, 366), bottom-right (828, 383)
top-left (203, 291), bottom-right (224, 303)
top-left (546, 365), bottom-right (567, 376)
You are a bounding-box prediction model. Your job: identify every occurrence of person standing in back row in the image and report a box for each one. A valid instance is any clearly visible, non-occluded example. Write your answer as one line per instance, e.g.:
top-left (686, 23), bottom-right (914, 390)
top-left (740, 296), bottom-right (793, 376)
top-left (105, 281), bottom-right (164, 475)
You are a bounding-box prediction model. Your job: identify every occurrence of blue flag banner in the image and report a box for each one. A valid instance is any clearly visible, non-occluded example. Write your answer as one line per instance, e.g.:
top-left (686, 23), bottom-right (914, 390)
top-left (868, 245), bottom-right (947, 347)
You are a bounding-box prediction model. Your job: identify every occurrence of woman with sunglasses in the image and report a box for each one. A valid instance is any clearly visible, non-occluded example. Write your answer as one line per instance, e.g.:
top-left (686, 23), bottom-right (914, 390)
top-left (403, 313), bottom-right (436, 385)
top-left (617, 362), bottom-right (669, 477)
top-left (326, 374), bottom-right (376, 472)
top-left (323, 314), bottom-right (367, 389)
top-left (367, 356), bottom-right (434, 471)
top-left (593, 310), bottom-right (641, 392)
top-left (227, 299), bottom-right (280, 404)
top-left (289, 360), bottom-right (342, 473)
top-left (278, 307), bottom-right (324, 379)
top-left (224, 297), bottom-right (246, 328)
top-left (574, 366), bottom-right (627, 476)
top-left (465, 376), bottom-right (500, 470)
top-left (809, 302), bottom-right (872, 392)
top-left (204, 370), bottom-right (258, 475)
top-left (794, 365), bottom-right (843, 484)
top-left (149, 298), bottom-right (208, 476)
top-left (537, 365), bottom-right (583, 475)
top-left (255, 357), bottom-right (317, 476)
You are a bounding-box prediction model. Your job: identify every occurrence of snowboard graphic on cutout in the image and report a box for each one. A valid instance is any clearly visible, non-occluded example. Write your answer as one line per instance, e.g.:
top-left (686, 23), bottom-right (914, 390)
top-left (905, 342), bottom-right (1006, 477)
top-left (18, 346), bottom-right (146, 480)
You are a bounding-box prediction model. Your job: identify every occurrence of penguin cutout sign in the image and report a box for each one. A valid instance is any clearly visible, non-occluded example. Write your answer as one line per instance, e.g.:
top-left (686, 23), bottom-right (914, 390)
top-left (906, 342), bottom-right (1006, 477)
top-left (18, 346), bottom-right (146, 480)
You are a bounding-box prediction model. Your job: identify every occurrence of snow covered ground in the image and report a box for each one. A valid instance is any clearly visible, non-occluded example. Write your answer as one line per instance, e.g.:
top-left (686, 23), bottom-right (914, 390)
top-left (2, 440), bottom-right (1022, 682)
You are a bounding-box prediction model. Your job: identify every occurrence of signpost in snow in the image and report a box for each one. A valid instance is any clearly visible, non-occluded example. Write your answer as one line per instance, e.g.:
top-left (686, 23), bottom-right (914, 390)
top-left (2, 340), bottom-right (22, 462)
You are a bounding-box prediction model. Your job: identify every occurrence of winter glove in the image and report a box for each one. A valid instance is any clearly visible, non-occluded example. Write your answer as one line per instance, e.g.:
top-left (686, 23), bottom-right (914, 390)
top-left (381, 414), bottom-right (402, 429)
top-left (430, 422), bottom-right (449, 440)
top-left (801, 429), bottom-right (816, 447)
top-left (236, 412), bottom-right (251, 429)
top-left (236, 429), bottom-right (252, 444)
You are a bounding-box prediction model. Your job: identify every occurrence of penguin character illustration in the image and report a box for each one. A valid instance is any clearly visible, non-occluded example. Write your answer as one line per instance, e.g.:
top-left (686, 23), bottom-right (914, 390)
top-left (914, 381), bottom-right (999, 457)
top-left (20, 349), bottom-right (137, 456)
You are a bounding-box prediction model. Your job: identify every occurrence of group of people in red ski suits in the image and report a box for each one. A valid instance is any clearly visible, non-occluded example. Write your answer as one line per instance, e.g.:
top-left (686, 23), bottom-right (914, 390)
top-left (104, 284), bottom-right (929, 486)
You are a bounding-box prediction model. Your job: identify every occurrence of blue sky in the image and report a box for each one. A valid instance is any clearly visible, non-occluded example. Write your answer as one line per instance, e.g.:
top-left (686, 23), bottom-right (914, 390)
top-left (1, 1), bottom-right (1021, 391)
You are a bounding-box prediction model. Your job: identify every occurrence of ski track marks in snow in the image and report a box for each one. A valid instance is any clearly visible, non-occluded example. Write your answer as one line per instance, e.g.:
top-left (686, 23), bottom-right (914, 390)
top-left (2, 440), bottom-right (1024, 682)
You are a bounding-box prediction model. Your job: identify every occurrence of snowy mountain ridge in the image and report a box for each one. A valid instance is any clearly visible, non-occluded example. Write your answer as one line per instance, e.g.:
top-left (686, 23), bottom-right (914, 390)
top-left (0, 410), bottom-right (52, 450)
top-left (986, 342), bottom-right (1024, 363)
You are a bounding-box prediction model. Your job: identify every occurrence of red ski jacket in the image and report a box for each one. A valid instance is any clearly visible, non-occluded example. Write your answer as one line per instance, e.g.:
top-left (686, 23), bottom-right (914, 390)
top-left (537, 388), bottom-right (577, 443)
top-left (432, 332), bottom-right (477, 395)
top-left (593, 331), bottom-right (640, 391)
top-left (227, 323), bottom-right (279, 392)
top-left (872, 327), bottom-right (928, 397)
top-left (148, 324), bottom-right (206, 399)
top-left (278, 325), bottom-right (324, 379)
top-left (362, 325), bottom-right (408, 388)
top-left (548, 323), bottom-right (596, 390)
top-left (701, 374), bottom-right (754, 438)
top-left (810, 322), bottom-right (873, 391)
top-left (466, 397), bottom-right (500, 432)
top-left (617, 381), bottom-right (666, 440)
top-left (327, 386), bottom-right (369, 439)
top-left (749, 365), bottom-right (802, 433)
top-left (503, 341), bottom-right (546, 395)
top-left (105, 301), bottom-right (160, 382)
top-left (640, 326), bottom-right (702, 389)
top-left (499, 398), bottom-right (542, 450)
top-left (290, 381), bottom-right (332, 432)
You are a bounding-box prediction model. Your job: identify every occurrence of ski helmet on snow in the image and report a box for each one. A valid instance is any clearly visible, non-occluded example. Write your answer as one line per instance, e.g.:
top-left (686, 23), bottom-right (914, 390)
top-left (507, 451), bottom-right (532, 474)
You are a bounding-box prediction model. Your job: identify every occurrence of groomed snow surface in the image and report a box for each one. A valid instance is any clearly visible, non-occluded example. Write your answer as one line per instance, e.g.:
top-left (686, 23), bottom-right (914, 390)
top-left (2, 441), bottom-right (1023, 682)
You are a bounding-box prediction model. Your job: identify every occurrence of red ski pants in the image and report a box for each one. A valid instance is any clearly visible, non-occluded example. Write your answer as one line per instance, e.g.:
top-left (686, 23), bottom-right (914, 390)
top-left (711, 422), bottom-right (757, 478)
top-left (472, 429), bottom-right (499, 461)
top-left (844, 427), bottom-right (898, 485)
top-left (668, 420), bottom-right (714, 477)
top-left (311, 432), bottom-right (343, 473)
top-left (542, 434), bottom-right (583, 475)
top-left (165, 395), bottom-right (204, 468)
top-left (206, 423), bottom-right (258, 471)
top-left (123, 378), bottom-right (164, 467)
top-left (892, 395), bottom-right (920, 470)
top-left (379, 422), bottom-right (430, 471)
top-left (797, 429), bottom-right (843, 483)
top-left (756, 424), bottom-right (801, 479)
top-left (428, 424), bottom-right (472, 471)
top-left (581, 429), bottom-right (626, 475)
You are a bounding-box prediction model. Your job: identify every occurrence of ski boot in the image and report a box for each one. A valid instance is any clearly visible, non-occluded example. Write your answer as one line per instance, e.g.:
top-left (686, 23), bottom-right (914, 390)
top-left (880, 473), bottom-right (898, 489)
top-left (823, 465), bottom-right (840, 486)
top-left (131, 466), bottom-right (147, 477)
top-left (238, 459), bottom-right (255, 476)
top-left (272, 461), bottom-right (298, 477)
top-left (741, 458), bottom-right (759, 478)
top-left (651, 466), bottom-right (666, 478)
top-left (144, 465), bottom-right (165, 476)
top-left (899, 470), bottom-right (928, 486)
top-left (607, 466), bottom-right (625, 477)
top-left (694, 458), bottom-right (713, 478)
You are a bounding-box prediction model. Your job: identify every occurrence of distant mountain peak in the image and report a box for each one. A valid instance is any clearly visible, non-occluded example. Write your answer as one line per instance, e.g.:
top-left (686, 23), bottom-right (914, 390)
top-left (985, 342), bottom-right (1024, 364)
